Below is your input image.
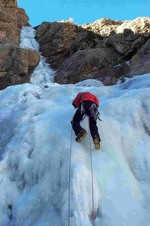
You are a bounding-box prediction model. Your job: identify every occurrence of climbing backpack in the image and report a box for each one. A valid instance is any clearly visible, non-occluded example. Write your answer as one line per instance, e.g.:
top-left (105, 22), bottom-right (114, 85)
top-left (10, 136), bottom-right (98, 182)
top-left (72, 92), bottom-right (99, 108)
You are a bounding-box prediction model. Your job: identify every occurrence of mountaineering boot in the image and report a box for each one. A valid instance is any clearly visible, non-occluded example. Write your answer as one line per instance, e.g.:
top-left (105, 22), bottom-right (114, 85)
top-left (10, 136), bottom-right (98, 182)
top-left (93, 137), bottom-right (100, 150)
top-left (76, 129), bottom-right (87, 142)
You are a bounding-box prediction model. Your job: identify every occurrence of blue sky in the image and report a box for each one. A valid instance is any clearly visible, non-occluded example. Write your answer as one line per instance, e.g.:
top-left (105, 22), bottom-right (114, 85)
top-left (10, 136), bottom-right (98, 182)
top-left (18, 0), bottom-right (150, 26)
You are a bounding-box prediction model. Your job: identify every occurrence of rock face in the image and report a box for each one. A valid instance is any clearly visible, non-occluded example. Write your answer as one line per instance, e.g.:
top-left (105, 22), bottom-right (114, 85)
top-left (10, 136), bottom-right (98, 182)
top-left (0, 0), bottom-right (40, 90)
top-left (35, 21), bottom-right (102, 69)
top-left (36, 17), bottom-right (150, 85)
top-left (0, 43), bottom-right (40, 90)
top-left (130, 39), bottom-right (150, 76)
top-left (0, 0), bottom-right (28, 44)
top-left (55, 47), bottom-right (120, 85)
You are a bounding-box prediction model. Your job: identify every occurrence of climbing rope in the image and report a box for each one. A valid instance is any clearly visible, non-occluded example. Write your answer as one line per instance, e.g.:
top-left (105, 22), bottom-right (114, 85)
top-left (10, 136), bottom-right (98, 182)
top-left (68, 125), bottom-right (95, 226)
top-left (88, 119), bottom-right (95, 226)
top-left (68, 128), bottom-right (73, 226)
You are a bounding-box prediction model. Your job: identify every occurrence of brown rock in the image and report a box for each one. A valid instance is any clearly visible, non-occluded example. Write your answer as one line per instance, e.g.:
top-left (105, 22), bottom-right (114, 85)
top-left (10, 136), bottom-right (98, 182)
top-left (0, 0), bottom-right (32, 89)
top-left (130, 39), bottom-right (150, 75)
top-left (0, 43), bottom-right (40, 90)
top-left (35, 21), bottom-right (103, 69)
top-left (17, 8), bottom-right (29, 28)
top-left (54, 47), bottom-right (120, 84)
top-left (0, 0), bottom-right (29, 45)
top-left (93, 62), bottom-right (131, 85)
top-left (36, 17), bottom-right (150, 86)
top-left (0, 0), bottom-right (17, 8)
top-left (0, 21), bottom-right (20, 44)
top-left (36, 18), bottom-right (137, 70)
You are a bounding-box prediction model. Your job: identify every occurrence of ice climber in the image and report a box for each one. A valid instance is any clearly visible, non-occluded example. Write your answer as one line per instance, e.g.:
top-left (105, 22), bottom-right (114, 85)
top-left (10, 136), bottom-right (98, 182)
top-left (71, 92), bottom-right (101, 150)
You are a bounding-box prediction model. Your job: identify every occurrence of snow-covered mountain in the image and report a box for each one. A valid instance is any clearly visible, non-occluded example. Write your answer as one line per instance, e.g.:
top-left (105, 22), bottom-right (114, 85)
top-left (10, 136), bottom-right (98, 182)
top-left (0, 27), bottom-right (150, 226)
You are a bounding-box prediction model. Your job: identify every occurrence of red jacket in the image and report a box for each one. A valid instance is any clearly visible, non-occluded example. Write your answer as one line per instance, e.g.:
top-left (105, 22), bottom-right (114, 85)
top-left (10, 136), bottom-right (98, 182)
top-left (72, 92), bottom-right (99, 108)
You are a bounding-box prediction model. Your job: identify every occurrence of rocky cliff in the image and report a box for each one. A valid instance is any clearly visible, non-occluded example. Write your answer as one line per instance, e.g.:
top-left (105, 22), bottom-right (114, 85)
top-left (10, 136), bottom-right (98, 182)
top-left (1, 1), bottom-right (150, 88)
top-left (0, 0), bottom-right (40, 90)
top-left (35, 17), bottom-right (150, 85)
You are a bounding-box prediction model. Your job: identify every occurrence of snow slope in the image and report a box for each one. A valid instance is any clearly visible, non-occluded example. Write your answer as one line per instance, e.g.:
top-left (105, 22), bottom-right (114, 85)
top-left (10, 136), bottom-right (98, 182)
top-left (0, 27), bottom-right (150, 226)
